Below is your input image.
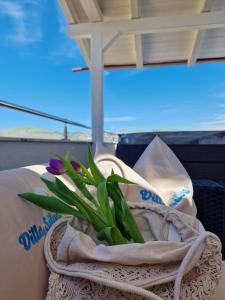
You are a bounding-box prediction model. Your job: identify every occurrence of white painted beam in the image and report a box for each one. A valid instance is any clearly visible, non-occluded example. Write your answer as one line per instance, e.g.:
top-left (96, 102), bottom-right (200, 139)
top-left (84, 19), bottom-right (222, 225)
top-left (134, 34), bottom-right (143, 69)
top-left (188, 0), bottom-right (215, 66)
top-left (130, 0), bottom-right (143, 69)
top-left (91, 32), bottom-right (104, 145)
top-left (188, 30), bottom-right (205, 66)
top-left (199, 0), bottom-right (214, 12)
top-left (103, 32), bottom-right (120, 53)
top-left (130, 0), bottom-right (140, 18)
top-left (68, 11), bottom-right (225, 39)
top-left (80, 0), bottom-right (102, 22)
top-left (77, 39), bottom-right (91, 67)
top-left (60, 0), bottom-right (91, 68)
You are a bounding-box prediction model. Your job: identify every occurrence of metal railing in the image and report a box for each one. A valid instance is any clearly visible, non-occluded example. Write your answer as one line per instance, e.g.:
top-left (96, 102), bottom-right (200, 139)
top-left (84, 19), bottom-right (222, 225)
top-left (0, 99), bottom-right (92, 140)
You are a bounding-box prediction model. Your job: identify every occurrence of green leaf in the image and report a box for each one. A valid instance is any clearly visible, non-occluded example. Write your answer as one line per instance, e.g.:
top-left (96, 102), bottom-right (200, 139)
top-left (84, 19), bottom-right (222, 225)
top-left (107, 174), bottom-right (134, 185)
top-left (121, 208), bottom-right (145, 243)
top-left (52, 177), bottom-right (107, 231)
top-left (97, 181), bottom-right (114, 226)
top-left (87, 146), bottom-right (105, 184)
top-left (52, 152), bottom-right (98, 205)
top-left (106, 182), bottom-right (130, 239)
top-left (117, 193), bottom-right (144, 243)
top-left (96, 229), bottom-right (106, 241)
top-left (63, 158), bottom-right (99, 207)
top-left (41, 177), bottom-right (102, 223)
top-left (51, 151), bottom-right (90, 183)
top-left (103, 227), bottom-right (127, 245)
top-left (107, 181), bottom-right (144, 243)
top-left (103, 227), bottom-right (114, 245)
top-left (53, 177), bottom-right (105, 226)
top-left (19, 193), bottom-right (84, 219)
top-left (110, 227), bottom-right (127, 245)
top-left (54, 177), bottom-right (93, 221)
top-left (75, 159), bottom-right (95, 185)
top-left (41, 177), bottom-right (76, 206)
top-left (110, 202), bottom-right (116, 224)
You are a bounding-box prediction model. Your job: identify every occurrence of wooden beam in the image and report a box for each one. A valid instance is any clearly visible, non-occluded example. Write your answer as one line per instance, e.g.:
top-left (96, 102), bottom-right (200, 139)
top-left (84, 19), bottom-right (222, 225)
top-left (77, 39), bottom-right (91, 66)
top-left (130, 0), bottom-right (139, 18)
top-left (72, 57), bottom-right (225, 72)
top-left (188, 0), bottom-right (215, 66)
top-left (130, 0), bottom-right (143, 69)
top-left (80, 0), bottom-right (102, 22)
top-left (60, 0), bottom-right (91, 68)
top-left (102, 32), bottom-right (120, 53)
top-left (68, 11), bottom-right (225, 39)
top-left (199, 0), bottom-right (214, 12)
top-left (188, 30), bottom-right (205, 66)
top-left (134, 35), bottom-right (143, 68)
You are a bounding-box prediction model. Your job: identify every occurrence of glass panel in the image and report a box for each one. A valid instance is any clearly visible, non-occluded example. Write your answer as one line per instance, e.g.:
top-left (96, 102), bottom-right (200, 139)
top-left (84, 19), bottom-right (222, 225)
top-left (0, 108), bottom-right (92, 141)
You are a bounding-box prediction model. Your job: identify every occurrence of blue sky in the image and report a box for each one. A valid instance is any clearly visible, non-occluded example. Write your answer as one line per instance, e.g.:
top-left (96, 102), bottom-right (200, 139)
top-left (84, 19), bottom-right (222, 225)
top-left (0, 0), bottom-right (225, 133)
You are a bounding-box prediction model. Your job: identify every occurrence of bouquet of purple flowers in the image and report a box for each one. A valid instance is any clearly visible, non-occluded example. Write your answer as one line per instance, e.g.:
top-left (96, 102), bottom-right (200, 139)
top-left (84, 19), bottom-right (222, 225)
top-left (19, 148), bottom-right (144, 246)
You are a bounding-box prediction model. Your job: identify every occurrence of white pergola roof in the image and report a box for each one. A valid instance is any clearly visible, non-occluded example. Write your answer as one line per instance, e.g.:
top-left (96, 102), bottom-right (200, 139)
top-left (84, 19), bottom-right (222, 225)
top-left (60, 0), bottom-right (225, 70)
top-left (59, 0), bottom-right (225, 147)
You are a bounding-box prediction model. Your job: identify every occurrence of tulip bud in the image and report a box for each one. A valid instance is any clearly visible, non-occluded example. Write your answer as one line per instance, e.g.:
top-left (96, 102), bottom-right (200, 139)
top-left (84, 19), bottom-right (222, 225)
top-left (46, 158), bottom-right (65, 175)
top-left (70, 160), bottom-right (81, 172)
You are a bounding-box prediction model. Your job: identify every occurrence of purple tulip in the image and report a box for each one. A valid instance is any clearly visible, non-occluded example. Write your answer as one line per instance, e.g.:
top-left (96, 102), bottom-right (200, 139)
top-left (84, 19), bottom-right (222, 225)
top-left (71, 160), bottom-right (81, 172)
top-left (46, 158), bottom-right (65, 175)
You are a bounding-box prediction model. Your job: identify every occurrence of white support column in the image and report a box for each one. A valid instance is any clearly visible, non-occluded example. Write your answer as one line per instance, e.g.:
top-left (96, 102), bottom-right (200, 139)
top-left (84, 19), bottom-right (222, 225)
top-left (91, 32), bottom-right (104, 146)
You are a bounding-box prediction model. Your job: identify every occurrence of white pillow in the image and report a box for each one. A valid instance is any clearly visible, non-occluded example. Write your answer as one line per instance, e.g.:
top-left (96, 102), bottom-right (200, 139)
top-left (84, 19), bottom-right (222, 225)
top-left (0, 165), bottom-right (62, 300)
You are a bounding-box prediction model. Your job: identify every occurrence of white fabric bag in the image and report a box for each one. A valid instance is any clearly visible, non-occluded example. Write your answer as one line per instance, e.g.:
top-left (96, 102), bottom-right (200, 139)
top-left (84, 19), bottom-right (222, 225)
top-left (95, 136), bottom-right (196, 216)
top-left (44, 138), bottom-right (222, 299)
top-left (134, 136), bottom-right (196, 216)
top-left (45, 202), bottom-right (222, 300)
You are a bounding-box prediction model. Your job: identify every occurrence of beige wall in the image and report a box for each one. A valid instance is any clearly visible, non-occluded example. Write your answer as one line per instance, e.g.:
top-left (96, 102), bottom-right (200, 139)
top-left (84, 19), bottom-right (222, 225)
top-left (0, 139), bottom-right (115, 171)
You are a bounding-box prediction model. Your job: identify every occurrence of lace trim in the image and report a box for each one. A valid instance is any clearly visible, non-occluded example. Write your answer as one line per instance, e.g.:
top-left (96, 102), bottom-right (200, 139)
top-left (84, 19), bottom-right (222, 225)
top-left (46, 207), bottom-right (222, 300)
top-left (46, 236), bottom-right (221, 300)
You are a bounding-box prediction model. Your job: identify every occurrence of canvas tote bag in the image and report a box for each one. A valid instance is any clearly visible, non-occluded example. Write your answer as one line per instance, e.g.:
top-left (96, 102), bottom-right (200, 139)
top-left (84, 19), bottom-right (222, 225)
top-left (44, 137), bottom-right (222, 299)
top-left (45, 201), bottom-right (222, 300)
top-left (95, 137), bottom-right (196, 216)
top-left (133, 136), bottom-right (195, 216)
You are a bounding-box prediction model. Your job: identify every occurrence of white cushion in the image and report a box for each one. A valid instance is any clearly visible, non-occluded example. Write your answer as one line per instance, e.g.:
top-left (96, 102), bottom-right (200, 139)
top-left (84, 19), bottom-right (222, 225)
top-left (0, 165), bottom-right (64, 300)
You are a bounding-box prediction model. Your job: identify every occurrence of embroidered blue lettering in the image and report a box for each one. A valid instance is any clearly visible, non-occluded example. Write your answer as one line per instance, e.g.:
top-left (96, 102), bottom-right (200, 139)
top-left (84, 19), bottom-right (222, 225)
top-left (140, 189), bottom-right (163, 205)
top-left (18, 232), bottom-right (31, 251)
top-left (170, 189), bottom-right (190, 208)
top-left (18, 213), bottom-right (61, 251)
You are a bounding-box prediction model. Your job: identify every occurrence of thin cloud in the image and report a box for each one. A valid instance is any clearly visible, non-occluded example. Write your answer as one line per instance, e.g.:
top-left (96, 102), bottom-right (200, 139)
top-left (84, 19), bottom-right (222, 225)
top-left (51, 5), bottom-right (82, 60)
top-left (198, 114), bottom-right (225, 130)
top-left (105, 116), bottom-right (137, 123)
top-left (160, 107), bottom-right (179, 114)
top-left (214, 92), bottom-right (225, 99)
top-left (56, 4), bottom-right (67, 34)
top-left (84, 116), bottom-right (137, 124)
top-left (51, 41), bottom-right (80, 59)
top-left (0, 0), bottom-right (42, 45)
top-left (124, 68), bottom-right (148, 78)
top-left (151, 104), bottom-right (180, 114)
